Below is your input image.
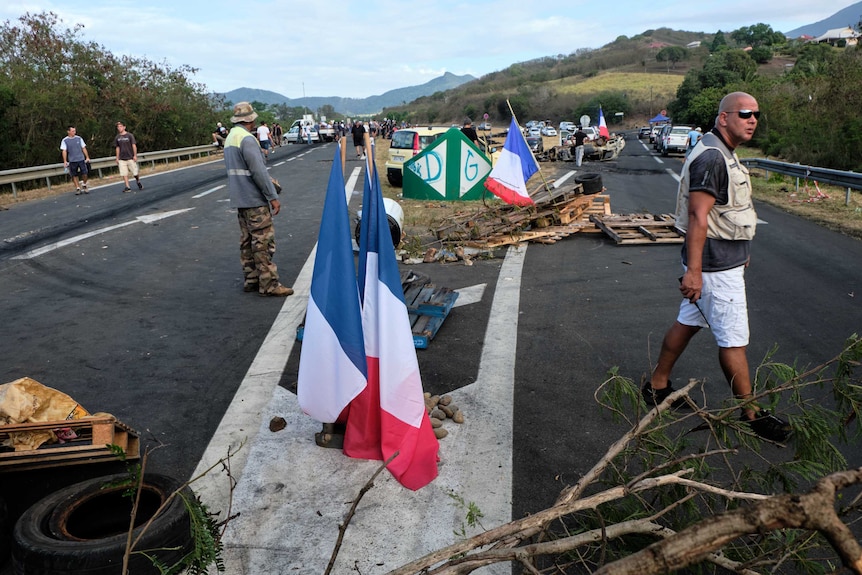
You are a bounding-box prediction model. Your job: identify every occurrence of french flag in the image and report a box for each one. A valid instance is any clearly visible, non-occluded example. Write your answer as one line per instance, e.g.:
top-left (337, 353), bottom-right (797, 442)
top-left (343, 149), bottom-right (439, 490)
top-left (297, 145), bottom-right (367, 424)
top-left (483, 116), bottom-right (539, 206)
top-left (598, 106), bottom-right (610, 139)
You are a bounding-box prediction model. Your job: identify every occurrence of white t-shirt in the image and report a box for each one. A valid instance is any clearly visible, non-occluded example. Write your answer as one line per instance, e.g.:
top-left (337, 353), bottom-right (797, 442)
top-left (257, 125), bottom-right (271, 142)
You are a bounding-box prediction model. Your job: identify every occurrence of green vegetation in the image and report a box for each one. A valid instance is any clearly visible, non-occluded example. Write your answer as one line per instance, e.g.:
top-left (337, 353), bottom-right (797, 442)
top-left (0, 12), bottom-right (219, 168)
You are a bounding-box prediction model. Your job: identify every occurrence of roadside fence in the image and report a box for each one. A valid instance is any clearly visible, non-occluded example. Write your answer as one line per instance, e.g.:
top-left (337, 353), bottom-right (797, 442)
top-left (741, 158), bottom-right (861, 206)
top-left (0, 145), bottom-right (220, 199)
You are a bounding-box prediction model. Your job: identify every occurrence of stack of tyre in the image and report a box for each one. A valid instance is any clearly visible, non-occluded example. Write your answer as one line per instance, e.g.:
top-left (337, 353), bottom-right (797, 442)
top-left (9, 474), bottom-right (194, 575)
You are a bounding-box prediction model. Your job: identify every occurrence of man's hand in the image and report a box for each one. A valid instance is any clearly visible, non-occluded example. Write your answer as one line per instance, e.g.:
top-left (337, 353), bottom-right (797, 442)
top-left (679, 271), bottom-right (703, 303)
top-left (269, 198), bottom-right (281, 215)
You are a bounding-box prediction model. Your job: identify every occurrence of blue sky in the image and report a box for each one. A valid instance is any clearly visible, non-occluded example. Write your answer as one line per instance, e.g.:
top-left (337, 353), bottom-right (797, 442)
top-left (2, 1), bottom-right (855, 98)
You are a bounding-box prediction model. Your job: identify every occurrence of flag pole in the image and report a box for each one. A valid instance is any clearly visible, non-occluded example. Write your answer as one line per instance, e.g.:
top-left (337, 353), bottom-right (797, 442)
top-left (505, 99), bottom-right (552, 200)
top-left (340, 135), bottom-right (347, 179)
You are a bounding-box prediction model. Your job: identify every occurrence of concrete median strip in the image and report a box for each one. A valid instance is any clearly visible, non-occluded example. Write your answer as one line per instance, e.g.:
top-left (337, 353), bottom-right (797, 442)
top-left (192, 243), bottom-right (526, 574)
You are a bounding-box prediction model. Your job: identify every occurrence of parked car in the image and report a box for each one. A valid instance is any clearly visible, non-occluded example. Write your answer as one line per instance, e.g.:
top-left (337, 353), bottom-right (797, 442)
top-left (654, 124), bottom-right (673, 153)
top-left (662, 125), bottom-right (693, 156)
top-left (638, 126), bottom-right (652, 139)
top-left (283, 124), bottom-right (319, 144)
top-left (525, 136), bottom-right (543, 153)
top-left (385, 126), bottom-right (450, 186)
top-left (540, 126), bottom-right (557, 136)
top-left (477, 122), bottom-right (492, 131)
top-left (527, 126), bottom-right (542, 137)
top-left (559, 121), bottom-right (576, 133)
top-left (649, 124), bottom-right (666, 144)
top-left (581, 126), bottom-right (600, 141)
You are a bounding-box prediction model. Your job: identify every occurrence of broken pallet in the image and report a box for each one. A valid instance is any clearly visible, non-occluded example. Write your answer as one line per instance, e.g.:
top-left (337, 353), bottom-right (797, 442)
top-left (590, 213), bottom-right (684, 245)
top-left (0, 416), bottom-right (140, 471)
top-left (402, 270), bottom-right (459, 349)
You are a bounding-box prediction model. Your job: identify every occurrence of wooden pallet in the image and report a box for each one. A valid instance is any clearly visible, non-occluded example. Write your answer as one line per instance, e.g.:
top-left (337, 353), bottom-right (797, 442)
top-left (0, 416), bottom-right (140, 471)
top-left (405, 286), bottom-right (459, 349)
top-left (296, 271), bottom-right (458, 348)
top-left (590, 213), bottom-right (684, 245)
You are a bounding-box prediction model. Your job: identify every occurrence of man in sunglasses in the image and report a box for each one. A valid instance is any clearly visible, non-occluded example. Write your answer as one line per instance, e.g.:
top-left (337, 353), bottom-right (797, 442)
top-left (643, 91), bottom-right (791, 443)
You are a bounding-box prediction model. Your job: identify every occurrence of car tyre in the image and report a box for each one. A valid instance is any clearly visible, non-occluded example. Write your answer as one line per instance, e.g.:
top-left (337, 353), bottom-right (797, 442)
top-left (12, 473), bottom-right (193, 575)
top-left (575, 172), bottom-right (603, 195)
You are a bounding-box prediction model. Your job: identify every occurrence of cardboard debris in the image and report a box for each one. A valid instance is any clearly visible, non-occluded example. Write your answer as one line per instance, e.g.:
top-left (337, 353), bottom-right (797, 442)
top-left (0, 377), bottom-right (89, 451)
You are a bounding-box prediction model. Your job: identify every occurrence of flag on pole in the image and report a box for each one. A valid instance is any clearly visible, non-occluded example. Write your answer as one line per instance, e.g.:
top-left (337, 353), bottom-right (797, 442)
top-left (344, 145), bottom-right (439, 490)
top-left (483, 116), bottom-right (539, 206)
top-left (598, 106), bottom-right (610, 139)
top-left (297, 144), bottom-right (367, 423)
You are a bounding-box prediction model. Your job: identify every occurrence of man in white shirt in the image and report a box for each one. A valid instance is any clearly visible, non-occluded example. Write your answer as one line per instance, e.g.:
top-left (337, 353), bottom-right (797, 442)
top-left (257, 121), bottom-right (272, 159)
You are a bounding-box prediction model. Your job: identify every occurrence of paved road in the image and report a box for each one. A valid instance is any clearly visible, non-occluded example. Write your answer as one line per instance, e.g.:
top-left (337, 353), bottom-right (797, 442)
top-left (0, 136), bottom-right (859, 573)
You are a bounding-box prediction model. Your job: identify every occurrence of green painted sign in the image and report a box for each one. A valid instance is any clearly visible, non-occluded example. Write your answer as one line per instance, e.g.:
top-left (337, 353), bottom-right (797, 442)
top-left (402, 128), bottom-right (492, 201)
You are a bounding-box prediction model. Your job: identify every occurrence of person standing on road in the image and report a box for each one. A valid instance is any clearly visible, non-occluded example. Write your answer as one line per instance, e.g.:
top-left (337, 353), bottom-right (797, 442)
top-left (643, 91), bottom-right (790, 443)
top-left (352, 120), bottom-right (366, 159)
top-left (460, 118), bottom-right (479, 146)
top-left (257, 121), bottom-right (273, 159)
top-left (572, 126), bottom-right (588, 167)
top-left (224, 102), bottom-right (293, 297)
top-left (60, 126), bottom-right (92, 195)
top-left (114, 122), bottom-right (143, 193)
top-left (686, 126), bottom-right (702, 157)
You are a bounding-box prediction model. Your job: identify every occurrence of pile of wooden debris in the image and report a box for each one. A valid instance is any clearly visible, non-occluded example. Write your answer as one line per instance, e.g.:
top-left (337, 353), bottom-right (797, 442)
top-left (433, 183), bottom-right (683, 249)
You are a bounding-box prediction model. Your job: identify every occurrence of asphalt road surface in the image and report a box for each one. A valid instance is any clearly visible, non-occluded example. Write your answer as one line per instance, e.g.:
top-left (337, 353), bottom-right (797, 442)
top-left (0, 136), bottom-right (859, 573)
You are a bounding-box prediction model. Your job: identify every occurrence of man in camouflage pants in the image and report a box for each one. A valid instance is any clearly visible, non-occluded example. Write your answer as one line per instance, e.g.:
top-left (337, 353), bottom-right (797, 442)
top-left (224, 102), bottom-right (293, 297)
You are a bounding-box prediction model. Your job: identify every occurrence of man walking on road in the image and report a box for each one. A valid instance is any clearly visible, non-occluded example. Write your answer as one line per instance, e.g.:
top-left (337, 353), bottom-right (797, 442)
top-left (572, 126), bottom-right (588, 167)
top-left (60, 126), bottom-right (92, 195)
top-left (224, 102), bottom-right (293, 297)
top-left (643, 91), bottom-right (791, 443)
top-left (114, 122), bottom-right (143, 192)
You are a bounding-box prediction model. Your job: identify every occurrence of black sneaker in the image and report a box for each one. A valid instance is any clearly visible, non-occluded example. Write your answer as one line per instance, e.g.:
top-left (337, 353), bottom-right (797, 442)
top-left (641, 381), bottom-right (690, 409)
top-left (743, 410), bottom-right (791, 443)
top-left (137, 181), bottom-right (143, 190)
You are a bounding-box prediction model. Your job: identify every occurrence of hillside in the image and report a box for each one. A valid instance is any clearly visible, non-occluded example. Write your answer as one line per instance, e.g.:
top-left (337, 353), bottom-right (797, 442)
top-left (785, 1), bottom-right (862, 37)
top-left (221, 72), bottom-right (476, 115)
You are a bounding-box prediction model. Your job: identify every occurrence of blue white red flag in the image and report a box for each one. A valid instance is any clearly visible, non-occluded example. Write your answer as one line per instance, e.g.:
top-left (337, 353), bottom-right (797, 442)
top-left (598, 106), bottom-right (610, 139)
top-left (297, 144), bottom-right (367, 423)
top-left (344, 147), bottom-right (439, 490)
top-left (483, 116), bottom-right (539, 206)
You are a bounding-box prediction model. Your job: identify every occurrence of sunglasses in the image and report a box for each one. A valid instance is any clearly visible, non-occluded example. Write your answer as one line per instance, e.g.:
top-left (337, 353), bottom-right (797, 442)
top-left (727, 109), bottom-right (761, 120)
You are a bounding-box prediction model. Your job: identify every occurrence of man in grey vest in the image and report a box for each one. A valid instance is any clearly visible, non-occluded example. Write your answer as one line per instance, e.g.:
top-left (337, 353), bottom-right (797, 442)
top-left (642, 91), bottom-right (791, 443)
top-left (223, 102), bottom-right (293, 297)
top-left (60, 126), bottom-right (92, 195)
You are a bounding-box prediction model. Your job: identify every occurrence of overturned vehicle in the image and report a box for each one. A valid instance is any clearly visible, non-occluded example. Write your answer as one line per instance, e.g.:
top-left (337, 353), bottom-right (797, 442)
top-left (538, 134), bottom-right (626, 163)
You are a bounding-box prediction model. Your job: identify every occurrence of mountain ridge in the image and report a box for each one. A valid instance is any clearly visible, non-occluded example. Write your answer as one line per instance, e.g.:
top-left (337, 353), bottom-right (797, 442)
top-left (784, 1), bottom-right (862, 37)
top-left (221, 71), bottom-right (476, 116)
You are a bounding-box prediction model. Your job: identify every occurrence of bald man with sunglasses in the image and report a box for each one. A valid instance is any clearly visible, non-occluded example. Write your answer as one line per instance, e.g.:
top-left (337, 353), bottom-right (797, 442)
top-left (643, 92), bottom-right (791, 443)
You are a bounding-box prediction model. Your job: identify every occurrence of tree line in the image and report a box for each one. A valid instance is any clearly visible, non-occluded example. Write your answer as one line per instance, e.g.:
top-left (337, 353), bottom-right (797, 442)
top-left (0, 12), bottom-right (222, 170)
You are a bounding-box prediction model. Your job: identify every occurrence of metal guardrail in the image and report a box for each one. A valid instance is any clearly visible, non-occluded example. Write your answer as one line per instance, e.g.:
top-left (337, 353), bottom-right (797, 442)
top-left (0, 145), bottom-right (219, 198)
top-left (741, 158), bottom-right (861, 205)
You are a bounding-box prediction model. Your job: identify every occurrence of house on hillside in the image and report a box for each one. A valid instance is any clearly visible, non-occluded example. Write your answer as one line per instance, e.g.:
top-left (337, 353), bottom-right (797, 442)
top-left (810, 26), bottom-right (859, 46)
top-left (686, 41), bottom-right (701, 49)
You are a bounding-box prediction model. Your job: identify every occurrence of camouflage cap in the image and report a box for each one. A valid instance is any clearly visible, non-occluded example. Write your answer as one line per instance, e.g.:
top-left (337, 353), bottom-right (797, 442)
top-left (231, 101), bottom-right (258, 123)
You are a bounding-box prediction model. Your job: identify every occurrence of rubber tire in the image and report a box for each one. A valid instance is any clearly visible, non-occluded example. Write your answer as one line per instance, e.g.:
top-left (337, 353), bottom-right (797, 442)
top-left (575, 172), bottom-right (603, 195)
top-left (0, 496), bottom-right (9, 567)
top-left (12, 473), bottom-right (193, 575)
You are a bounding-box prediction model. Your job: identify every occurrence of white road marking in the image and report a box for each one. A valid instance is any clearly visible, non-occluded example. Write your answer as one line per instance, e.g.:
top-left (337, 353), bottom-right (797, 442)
top-left (453, 283), bottom-right (486, 307)
top-left (554, 170), bottom-right (576, 188)
top-left (193, 185), bottom-right (225, 198)
top-left (194, 239), bottom-right (525, 574)
top-left (666, 168), bottom-right (681, 182)
top-left (11, 208), bottom-right (195, 259)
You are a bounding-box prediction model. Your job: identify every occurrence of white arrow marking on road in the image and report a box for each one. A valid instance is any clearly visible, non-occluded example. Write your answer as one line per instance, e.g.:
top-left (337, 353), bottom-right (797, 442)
top-left (135, 208), bottom-right (195, 223)
top-left (193, 185), bottom-right (225, 198)
top-left (12, 208), bottom-right (195, 259)
top-left (554, 170), bottom-right (577, 188)
top-left (453, 283), bottom-right (486, 307)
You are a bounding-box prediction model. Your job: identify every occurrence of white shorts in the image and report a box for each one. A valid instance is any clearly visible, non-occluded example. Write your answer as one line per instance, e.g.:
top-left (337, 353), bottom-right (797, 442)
top-left (118, 159), bottom-right (139, 177)
top-left (677, 265), bottom-right (749, 348)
